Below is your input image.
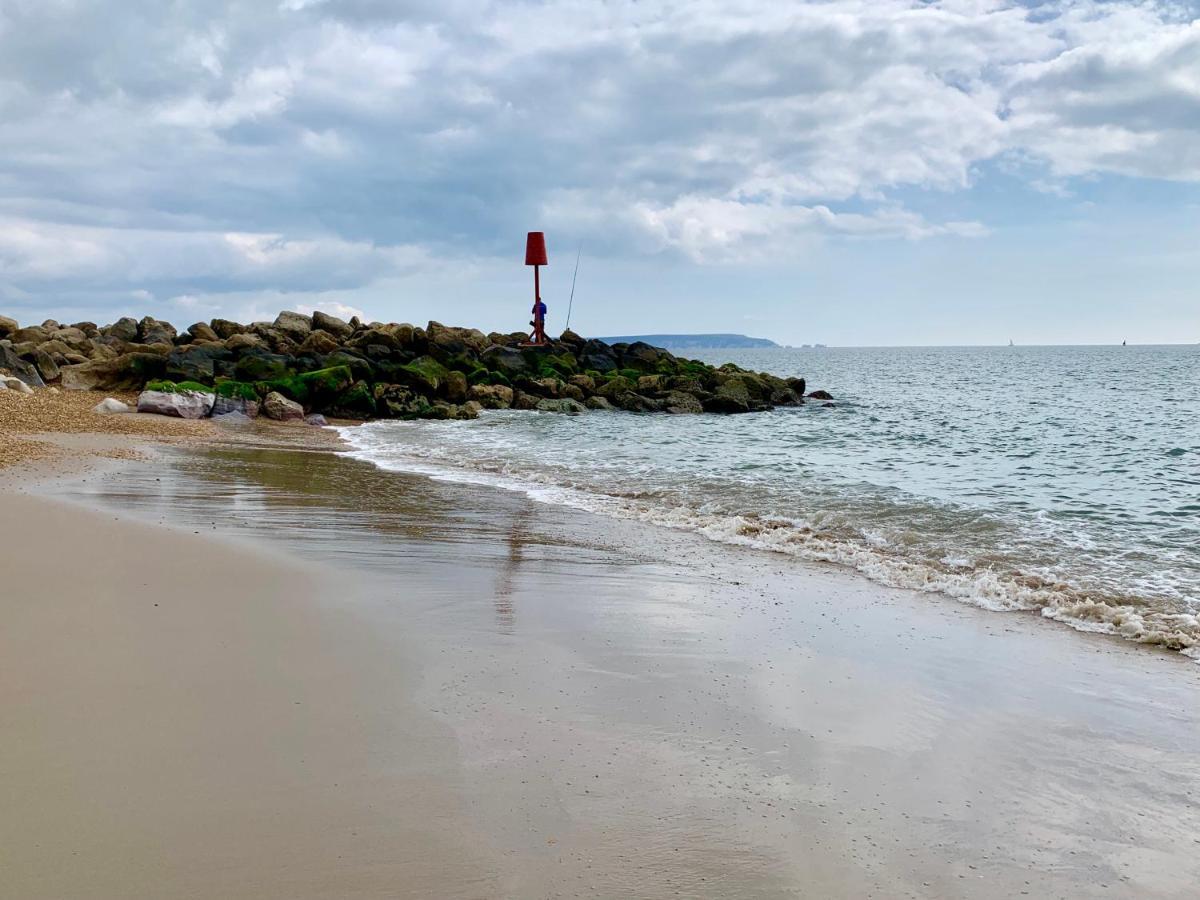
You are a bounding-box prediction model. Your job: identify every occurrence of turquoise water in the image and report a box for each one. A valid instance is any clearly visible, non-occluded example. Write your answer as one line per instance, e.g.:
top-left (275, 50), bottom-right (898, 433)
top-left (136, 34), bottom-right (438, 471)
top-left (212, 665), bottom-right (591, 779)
top-left (339, 345), bottom-right (1200, 658)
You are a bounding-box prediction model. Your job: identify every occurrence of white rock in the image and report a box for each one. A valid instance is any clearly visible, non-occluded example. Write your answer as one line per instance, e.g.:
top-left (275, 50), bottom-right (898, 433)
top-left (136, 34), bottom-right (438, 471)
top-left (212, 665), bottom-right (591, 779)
top-left (93, 397), bottom-right (131, 414)
top-left (136, 389), bottom-right (214, 419)
top-left (1, 376), bottom-right (33, 394)
top-left (262, 391), bottom-right (304, 421)
top-left (0, 380), bottom-right (7, 391)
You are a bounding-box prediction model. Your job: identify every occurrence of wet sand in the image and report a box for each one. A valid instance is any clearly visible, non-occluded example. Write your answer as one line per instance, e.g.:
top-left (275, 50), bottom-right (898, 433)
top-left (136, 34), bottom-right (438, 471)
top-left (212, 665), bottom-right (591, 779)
top-left (3, 441), bottom-right (1199, 898)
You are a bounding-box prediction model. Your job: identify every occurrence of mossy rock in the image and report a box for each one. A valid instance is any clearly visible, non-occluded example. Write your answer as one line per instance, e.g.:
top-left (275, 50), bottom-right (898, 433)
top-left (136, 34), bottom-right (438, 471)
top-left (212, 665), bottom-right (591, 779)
top-left (617, 368), bottom-right (641, 381)
top-left (329, 380), bottom-right (377, 417)
top-left (252, 365), bottom-right (353, 406)
top-left (213, 379), bottom-right (258, 400)
top-left (399, 355), bottom-right (450, 394)
top-left (145, 379), bottom-right (212, 394)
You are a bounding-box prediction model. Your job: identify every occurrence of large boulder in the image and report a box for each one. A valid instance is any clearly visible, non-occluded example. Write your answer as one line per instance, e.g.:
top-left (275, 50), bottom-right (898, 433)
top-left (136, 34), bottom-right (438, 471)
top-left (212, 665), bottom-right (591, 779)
top-left (299, 330), bottom-right (340, 355)
top-left (0, 315), bottom-right (17, 338)
top-left (536, 397), bottom-right (587, 415)
top-left (480, 345), bottom-right (530, 378)
top-left (105, 317), bottom-right (140, 342)
top-left (211, 395), bottom-right (260, 418)
top-left (312, 310), bottom-right (353, 340)
top-left (1, 342), bottom-right (47, 388)
top-left (30, 347), bottom-right (60, 382)
top-left (12, 325), bottom-right (48, 345)
top-left (614, 391), bottom-right (664, 413)
top-left (467, 383), bottom-right (513, 409)
top-left (262, 391), bottom-right (304, 421)
top-left (137, 316), bottom-right (177, 346)
top-left (373, 383), bottom-right (430, 418)
top-left (662, 391), bottom-right (704, 414)
top-left (234, 348), bottom-right (292, 382)
top-left (137, 388), bottom-right (214, 419)
top-left (187, 322), bottom-right (220, 343)
top-left (210, 318), bottom-right (247, 339)
top-left (165, 344), bottom-right (231, 384)
top-left (620, 341), bottom-right (674, 373)
top-left (60, 352), bottom-right (166, 391)
top-left (1, 375), bottom-right (33, 393)
top-left (273, 311), bottom-right (313, 342)
top-left (585, 395), bottom-right (614, 411)
top-left (704, 379), bottom-right (752, 413)
top-left (579, 339), bottom-right (619, 373)
top-left (224, 332), bottom-right (263, 352)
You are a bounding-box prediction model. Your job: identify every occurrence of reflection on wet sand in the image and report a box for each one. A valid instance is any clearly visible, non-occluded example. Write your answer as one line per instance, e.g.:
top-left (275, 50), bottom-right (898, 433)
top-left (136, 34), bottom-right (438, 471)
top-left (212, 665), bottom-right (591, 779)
top-left (46, 444), bottom-right (1200, 899)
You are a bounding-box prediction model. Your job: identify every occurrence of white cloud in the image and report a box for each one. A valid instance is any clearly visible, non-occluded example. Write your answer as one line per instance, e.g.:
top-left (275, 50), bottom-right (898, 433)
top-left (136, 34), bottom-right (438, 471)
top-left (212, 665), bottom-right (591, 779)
top-left (0, 0), bottom-right (1196, 319)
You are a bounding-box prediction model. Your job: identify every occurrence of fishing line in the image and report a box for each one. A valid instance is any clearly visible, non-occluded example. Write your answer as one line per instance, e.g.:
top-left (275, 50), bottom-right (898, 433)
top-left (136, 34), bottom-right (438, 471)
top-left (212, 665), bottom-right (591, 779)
top-left (565, 243), bottom-right (582, 331)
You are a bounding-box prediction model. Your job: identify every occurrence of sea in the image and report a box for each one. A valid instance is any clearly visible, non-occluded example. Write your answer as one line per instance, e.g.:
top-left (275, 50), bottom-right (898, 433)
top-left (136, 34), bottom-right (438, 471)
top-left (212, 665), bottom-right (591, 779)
top-left (337, 345), bottom-right (1200, 659)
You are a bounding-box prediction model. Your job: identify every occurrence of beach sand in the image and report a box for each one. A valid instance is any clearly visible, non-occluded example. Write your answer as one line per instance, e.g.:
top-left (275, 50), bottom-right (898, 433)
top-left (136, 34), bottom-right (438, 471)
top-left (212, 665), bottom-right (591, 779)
top-left (2, 408), bottom-right (1199, 898)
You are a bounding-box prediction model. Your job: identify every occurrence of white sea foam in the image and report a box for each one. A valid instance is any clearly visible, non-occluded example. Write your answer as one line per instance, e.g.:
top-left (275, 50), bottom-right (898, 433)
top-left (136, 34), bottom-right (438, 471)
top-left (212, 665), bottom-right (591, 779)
top-left (335, 420), bottom-right (1200, 659)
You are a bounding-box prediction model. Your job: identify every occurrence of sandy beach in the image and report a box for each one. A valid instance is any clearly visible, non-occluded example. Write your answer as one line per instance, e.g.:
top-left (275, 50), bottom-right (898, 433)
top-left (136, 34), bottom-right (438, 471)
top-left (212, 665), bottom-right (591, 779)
top-left (2, 396), bottom-right (1199, 898)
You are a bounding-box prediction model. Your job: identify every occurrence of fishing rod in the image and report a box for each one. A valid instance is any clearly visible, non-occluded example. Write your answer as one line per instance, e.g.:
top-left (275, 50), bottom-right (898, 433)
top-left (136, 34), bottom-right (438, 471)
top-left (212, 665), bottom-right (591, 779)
top-left (565, 243), bottom-right (582, 331)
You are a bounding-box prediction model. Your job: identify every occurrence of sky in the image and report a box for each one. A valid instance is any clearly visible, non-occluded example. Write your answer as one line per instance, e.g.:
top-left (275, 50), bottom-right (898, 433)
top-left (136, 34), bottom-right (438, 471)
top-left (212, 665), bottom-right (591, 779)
top-left (0, 0), bottom-right (1197, 346)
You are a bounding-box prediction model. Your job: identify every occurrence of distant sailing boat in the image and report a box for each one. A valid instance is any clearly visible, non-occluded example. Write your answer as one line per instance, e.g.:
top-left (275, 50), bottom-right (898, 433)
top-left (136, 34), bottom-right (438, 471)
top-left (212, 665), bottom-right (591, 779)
top-left (1009, 339), bottom-right (1014, 347)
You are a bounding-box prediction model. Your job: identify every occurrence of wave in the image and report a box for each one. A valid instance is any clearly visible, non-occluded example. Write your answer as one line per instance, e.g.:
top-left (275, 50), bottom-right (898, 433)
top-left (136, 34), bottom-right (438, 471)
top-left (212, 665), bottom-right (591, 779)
top-left (334, 423), bottom-right (1200, 661)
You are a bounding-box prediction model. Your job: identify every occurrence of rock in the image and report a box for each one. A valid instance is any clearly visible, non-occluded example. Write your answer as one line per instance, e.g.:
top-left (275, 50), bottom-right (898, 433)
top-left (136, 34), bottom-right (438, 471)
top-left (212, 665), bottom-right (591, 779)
top-left (137, 388), bottom-right (214, 418)
top-left (704, 379), bottom-right (752, 413)
top-left (636, 374), bottom-right (669, 393)
top-left (165, 344), bottom-right (231, 384)
top-left (137, 316), bottom-right (177, 345)
top-left (210, 318), bottom-right (247, 339)
top-left (312, 310), bottom-right (353, 340)
top-left (31, 348), bottom-right (60, 382)
top-left (585, 395), bottom-right (614, 411)
top-left (234, 348), bottom-right (292, 382)
top-left (92, 397), bottom-right (131, 414)
top-left (808, 389), bottom-right (833, 400)
top-left (373, 384), bottom-right (430, 418)
top-left (224, 332), bottom-right (263, 352)
top-left (663, 391), bottom-right (704, 414)
top-left (1, 376), bottom-right (33, 394)
top-left (579, 339), bottom-right (619, 373)
top-left (105, 317), bottom-right (140, 342)
top-left (0, 380), bottom-right (7, 391)
top-left (12, 325), bottom-right (49, 344)
top-left (467, 383), bottom-right (514, 409)
top-left (568, 373), bottom-right (595, 393)
top-left (304, 414), bottom-right (329, 427)
top-left (211, 395), bottom-right (260, 418)
top-left (299, 330), bottom-right (340, 355)
top-left (1, 343), bottom-right (47, 388)
top-left (0, 315), bottom-right (17, 338)
top-left (327, 380), bottom-right (376, 418)
top-left (262, 391), bottom-right (305, 421)
top-left (536, 397), bottom-right (587, 415)
top-left (620, 341), bottom-right (673, 373)
top-left (614, 391), bottom-right (664, 413)
top-left (480, 345), bottom-right (530, 377)
top-left (594, 376), bottom-right (634, 399)
top-left (60, 352), bottom-right (166, 391)
top-left (273, 310), bottom-right (313, 342)
top-left (787, 377), bottom-right (807, 397)
top-left (444, 370), bottom-right (468, 403)
top-left (187, 322), bottom-right (220, 343)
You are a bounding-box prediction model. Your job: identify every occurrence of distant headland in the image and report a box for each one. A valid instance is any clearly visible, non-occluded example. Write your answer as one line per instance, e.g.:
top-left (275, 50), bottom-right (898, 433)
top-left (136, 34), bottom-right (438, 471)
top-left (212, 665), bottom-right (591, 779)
top-left (596, 333), bottom-right (780, 350)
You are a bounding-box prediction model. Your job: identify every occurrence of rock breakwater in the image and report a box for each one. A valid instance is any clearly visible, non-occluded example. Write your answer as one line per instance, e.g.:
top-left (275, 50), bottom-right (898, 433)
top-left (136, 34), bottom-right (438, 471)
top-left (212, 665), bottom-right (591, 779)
top-left (0, 311), bottom-right (816, 421)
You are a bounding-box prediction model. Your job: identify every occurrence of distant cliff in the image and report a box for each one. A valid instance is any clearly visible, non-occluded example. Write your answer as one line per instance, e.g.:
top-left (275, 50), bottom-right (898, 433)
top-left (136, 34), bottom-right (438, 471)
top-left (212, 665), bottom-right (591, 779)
top-left (597, 333), bottom-right (780, 350)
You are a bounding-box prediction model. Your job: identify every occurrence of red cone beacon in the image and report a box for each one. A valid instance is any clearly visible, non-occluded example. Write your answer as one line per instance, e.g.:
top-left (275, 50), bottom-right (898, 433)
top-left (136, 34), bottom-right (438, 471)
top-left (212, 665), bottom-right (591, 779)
top-left (525, 231), bottom-right (548, 345)
top-left (525, 231), bottom-right (548, 266)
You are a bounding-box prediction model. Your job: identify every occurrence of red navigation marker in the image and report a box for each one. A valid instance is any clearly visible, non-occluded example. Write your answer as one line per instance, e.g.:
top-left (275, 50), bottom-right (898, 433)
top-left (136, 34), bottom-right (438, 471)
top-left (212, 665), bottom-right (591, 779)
top-left (525, 231), bottom-right (548, 345)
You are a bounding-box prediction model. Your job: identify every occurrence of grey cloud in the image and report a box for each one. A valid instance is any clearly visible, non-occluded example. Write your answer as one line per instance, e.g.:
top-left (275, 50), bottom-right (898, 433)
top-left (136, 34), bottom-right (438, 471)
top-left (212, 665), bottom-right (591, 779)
top-left (0, 0), bottom-right (1196, 320)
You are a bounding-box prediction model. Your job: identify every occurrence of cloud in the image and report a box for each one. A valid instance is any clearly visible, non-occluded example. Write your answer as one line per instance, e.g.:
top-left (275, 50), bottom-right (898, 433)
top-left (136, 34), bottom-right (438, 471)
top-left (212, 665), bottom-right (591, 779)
top-left (0, 0), bottom-right (1197, 319)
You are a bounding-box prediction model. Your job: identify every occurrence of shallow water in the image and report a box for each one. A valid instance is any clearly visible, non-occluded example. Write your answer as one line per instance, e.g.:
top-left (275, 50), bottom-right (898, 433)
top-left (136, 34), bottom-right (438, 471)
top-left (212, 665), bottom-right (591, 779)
top-left (338, 344), bottom-right (1200, 659)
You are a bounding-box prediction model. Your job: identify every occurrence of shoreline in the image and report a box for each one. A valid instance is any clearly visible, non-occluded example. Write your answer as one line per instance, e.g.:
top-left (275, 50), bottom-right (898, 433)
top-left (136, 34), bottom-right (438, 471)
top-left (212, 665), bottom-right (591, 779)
top-left (4, 427), bottom-right (1199, 896)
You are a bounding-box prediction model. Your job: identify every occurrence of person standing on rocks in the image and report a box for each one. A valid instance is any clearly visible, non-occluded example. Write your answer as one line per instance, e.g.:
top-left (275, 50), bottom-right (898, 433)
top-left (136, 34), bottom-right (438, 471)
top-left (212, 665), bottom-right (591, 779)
top-left (529, 297), bottom-right (548, 345)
